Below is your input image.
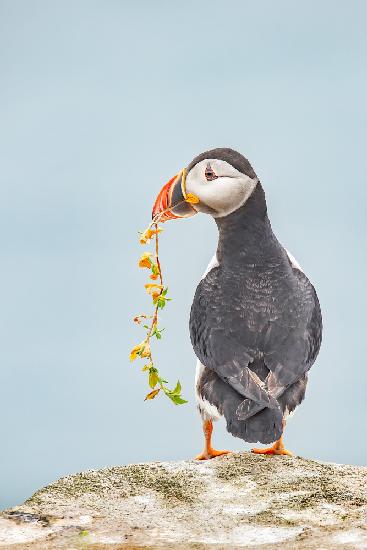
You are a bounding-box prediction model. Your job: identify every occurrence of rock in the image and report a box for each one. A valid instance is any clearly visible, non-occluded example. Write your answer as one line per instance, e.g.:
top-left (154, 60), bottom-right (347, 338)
top-left (1, 452), bottom-right (366, 549)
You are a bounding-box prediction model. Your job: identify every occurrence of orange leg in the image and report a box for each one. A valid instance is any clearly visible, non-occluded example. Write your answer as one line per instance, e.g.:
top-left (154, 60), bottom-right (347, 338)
top-left (252, 419), bottom-right (292, 456)
top-left (195, 420), bottom-right (230, 460)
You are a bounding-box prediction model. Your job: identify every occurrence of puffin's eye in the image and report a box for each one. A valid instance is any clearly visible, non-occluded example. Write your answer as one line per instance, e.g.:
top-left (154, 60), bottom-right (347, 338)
top-left (205, 164), bottom-right (218, 181)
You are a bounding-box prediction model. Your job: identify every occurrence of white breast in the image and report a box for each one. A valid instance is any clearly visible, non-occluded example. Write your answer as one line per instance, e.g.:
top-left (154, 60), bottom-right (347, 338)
top-left (285, 248), bottom-right (303, 273)
top-left (201, 254), bottom-right (219, 279)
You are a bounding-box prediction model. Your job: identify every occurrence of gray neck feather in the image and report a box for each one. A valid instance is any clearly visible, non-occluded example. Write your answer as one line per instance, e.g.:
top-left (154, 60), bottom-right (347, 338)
top-left (215, 183), bottom-right (282, 266)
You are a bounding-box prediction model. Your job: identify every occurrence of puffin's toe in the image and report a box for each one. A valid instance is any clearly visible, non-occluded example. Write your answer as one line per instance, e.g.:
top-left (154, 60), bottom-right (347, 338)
top-left (195, 449), bottom-right (231, 460)
top-left (252, 445), bottom-right (292, 456)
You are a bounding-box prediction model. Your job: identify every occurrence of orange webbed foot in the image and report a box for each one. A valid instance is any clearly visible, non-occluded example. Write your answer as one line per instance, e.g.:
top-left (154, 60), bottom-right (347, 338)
top-left (252, 445), bottom-right (293, 456)
top-left (195, 448), bottom-right (231, 460)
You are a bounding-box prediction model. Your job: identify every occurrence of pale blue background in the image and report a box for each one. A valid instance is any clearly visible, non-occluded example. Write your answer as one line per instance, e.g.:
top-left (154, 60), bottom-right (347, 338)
top-left (1, 1), bottom-right (366, 510)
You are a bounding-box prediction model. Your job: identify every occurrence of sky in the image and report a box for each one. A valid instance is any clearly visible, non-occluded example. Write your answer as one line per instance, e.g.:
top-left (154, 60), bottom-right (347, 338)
top-left (1, 0), bottom-right (367, 510)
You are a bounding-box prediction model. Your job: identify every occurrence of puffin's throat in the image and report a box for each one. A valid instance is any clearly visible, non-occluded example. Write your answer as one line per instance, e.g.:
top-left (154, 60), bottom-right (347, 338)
top-left (215, 184), bottom-right (279, 266)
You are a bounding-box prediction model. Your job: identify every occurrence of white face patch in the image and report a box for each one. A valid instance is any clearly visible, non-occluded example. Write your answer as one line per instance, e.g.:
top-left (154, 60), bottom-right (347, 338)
top-left (185, 159), bottom-right (258, 218)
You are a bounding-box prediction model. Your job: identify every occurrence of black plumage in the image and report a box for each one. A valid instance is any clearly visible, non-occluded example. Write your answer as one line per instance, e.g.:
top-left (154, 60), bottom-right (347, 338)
top-left (189, 151), bottom-right (322, 445)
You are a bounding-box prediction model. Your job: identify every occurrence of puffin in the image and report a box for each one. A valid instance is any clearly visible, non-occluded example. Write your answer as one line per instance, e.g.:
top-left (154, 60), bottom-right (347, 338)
top-left (152, 148), bottom-right (322, 459)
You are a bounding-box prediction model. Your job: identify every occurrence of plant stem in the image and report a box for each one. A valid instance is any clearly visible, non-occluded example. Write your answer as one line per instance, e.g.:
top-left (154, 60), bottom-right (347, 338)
top-left (145, 228), bottom-right (161, 343)
top-left (155, 222), bottom-right (163, 287)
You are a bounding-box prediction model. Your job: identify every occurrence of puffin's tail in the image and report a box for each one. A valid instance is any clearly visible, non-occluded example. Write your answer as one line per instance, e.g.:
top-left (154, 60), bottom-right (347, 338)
top-left (203, 368), bottom-right (284, 444)
top-left (224, 390), bottom-right (283, 444)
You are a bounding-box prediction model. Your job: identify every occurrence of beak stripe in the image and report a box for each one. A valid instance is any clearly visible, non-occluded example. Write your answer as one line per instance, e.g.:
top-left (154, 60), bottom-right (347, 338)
top-left (180, 168), bottom-right (188, 199)
top-left (180, 168), bottom-right (199, 214)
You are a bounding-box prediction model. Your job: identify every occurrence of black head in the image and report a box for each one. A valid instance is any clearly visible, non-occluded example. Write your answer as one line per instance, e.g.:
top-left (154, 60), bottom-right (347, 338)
top-left (152, 147), bottom-right (259, 221)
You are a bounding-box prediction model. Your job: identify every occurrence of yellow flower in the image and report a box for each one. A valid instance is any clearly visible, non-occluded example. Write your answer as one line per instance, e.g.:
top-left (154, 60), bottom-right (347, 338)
top-left (139, 232), bottom-right (149, 245)
top-left (151, 227), bottom-right (163, 237)
top-left (144, 283), bottom-right (163, 295)
top-left (140, 341), bottom-right (151, 358)
top-left (141, 363), bottom-right (152, 372)
top-left (129, 342), bottom-right (143, 361)
top-left (138, 252), bottom-right (152, 269)
top-left (139, 227), bottom-right (163, 244)
top-left (129, 340), bottom-right (151, 361)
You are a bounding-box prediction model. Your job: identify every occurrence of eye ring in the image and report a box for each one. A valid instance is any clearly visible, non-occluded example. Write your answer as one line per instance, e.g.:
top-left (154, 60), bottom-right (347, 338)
top-left (205, 163), bottom-right (218, 181)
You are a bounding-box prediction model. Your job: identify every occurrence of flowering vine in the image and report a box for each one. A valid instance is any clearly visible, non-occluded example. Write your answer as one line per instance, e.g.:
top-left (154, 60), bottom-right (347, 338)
top-left (130, 219), bottom-right (188, 405)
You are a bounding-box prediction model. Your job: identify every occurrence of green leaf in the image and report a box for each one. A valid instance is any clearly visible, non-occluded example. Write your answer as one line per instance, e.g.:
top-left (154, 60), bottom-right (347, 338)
top-left (152, 326), bottom-right (164, 340)
top-left (149, 369), bottom-right (159, 388)
top-left (157, 296), bottom-right (166, 309)
top-left (169, 394), bottom-right (188, 405)
top-left (171, 380), bottom-right (181, 395)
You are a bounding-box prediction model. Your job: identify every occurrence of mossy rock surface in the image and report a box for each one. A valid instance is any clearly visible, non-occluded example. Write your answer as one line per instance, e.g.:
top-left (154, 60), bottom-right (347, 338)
top-left (1, 453), bottom-right (367, 549)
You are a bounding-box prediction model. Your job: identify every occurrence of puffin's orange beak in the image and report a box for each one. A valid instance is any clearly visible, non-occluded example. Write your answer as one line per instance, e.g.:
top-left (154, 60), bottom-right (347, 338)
top-left (152, 170), bottom-right (198, 222)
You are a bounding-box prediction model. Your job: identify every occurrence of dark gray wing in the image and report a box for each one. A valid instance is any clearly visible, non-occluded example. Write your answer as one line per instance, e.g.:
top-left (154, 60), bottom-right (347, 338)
top-left (190, 262), bottom-right (322, 420)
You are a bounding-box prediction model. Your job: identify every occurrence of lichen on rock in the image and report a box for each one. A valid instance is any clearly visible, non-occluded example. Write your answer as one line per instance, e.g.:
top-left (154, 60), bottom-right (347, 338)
top-left (1, 452), bottom-right (366, 549)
